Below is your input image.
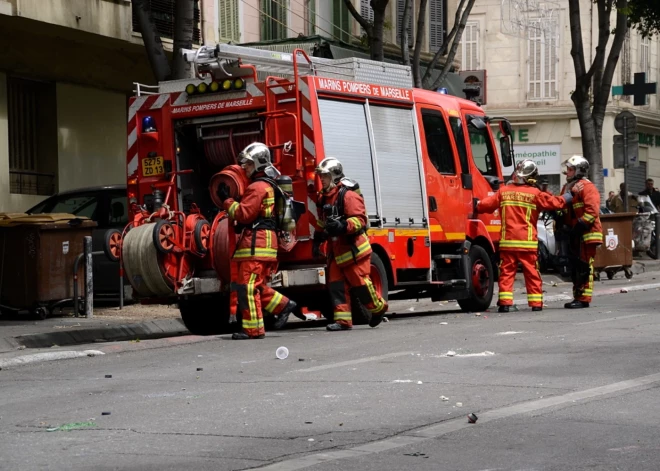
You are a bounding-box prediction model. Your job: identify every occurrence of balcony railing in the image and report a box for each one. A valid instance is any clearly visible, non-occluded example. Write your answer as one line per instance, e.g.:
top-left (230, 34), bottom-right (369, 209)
top-left (9, 170), bottom-right (55, 196)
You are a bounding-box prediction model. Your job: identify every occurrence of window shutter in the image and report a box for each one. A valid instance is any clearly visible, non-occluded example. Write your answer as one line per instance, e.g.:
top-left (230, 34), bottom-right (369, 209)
top-left (396, 0), bottom-right (414, 46)
top-left (304, 0), bottom-right (316, 35)
top-left (219, 0), bottom-right (240, 42)
top-left (527, 20), bottom-right (557, 100)
top-left (360, 0), bottom-right (374, 23)
top-left (262, 0), bottom-right (287, 40)
top-left (429, 0), bottom-right (444, 50)
top-left (461, 21), bottom-right (480, 70)
top-left (640, 36), bottom-right (651, 104)
top-left (543, 21), bottom-right (558, 99)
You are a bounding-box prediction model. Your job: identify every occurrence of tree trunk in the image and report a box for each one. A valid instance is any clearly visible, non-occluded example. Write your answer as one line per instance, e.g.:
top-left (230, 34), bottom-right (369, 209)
top-left (132, 0), bottom-right (171, 82)
top-left (400, 0), bottom-right (412, 66)
top-left (411, 0), bottom-right (428, 88)
top-left (370, 3), bottom-right (387, 62)
top-left (171, 0), bottom-right (195, 80)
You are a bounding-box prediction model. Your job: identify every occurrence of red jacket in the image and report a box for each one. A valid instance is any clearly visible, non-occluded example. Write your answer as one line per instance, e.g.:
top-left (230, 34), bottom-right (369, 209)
top-left (560, 178), bottom-right (603, 245)
top-left (478, 183), bottom-right (567, 251)
top-left (317, 183), bottom-right (371, 267)
top-left (223, 178), bottom-right (277, 261)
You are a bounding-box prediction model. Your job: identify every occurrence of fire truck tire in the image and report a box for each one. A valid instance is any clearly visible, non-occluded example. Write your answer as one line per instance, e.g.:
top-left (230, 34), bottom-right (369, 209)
top-left (103, 229), bottom-right (122, 262)
top-left (179, 294), bottom-right (235, 335)
top-left (153, 220), bottom-right (176, 254)
top-left (351, 253), bottom-right (389, 325)
top-left (122, 223), bottom-right (172, 298)
top-left (458, 245), bottom-right (494, 313)
top-left (193, 220), bottom-right (211, 254)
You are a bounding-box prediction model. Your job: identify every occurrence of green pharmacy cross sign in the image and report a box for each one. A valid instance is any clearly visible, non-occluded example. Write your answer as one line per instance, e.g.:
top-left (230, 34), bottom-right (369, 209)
top-left (612, 72), bottom-right (657, 106)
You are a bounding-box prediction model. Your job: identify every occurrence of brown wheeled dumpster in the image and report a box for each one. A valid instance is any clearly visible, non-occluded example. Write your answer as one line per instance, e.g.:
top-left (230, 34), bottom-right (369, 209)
top-left (593, 212), bottom-right (636, 280)
top-left (0, 213), bottom-right (96, 318)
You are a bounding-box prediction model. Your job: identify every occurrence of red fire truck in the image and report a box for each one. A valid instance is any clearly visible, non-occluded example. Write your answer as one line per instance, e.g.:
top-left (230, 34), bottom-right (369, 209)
top-left (110, 44), bottom-right (515, 334)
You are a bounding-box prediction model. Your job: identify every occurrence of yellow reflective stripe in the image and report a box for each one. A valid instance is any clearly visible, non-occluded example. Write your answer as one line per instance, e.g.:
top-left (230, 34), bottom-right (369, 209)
top-left (526, 207), bottom-right (533, 241)
top-left (234, 248), bottom-right (278, 258)
top-left (317, 220), bottom-right (325, 228)
top-left (500, 240), bottom-right (538, 249)
top-left (502, 201), bottom-right (536, 210)
top-left (573, 202), bottom-right (585, 209)
top-left (498, 292), bottom-right (514, 300)
top-left (246, 273), bottom-right (261, 328)
top-left (527, 294), bottom-right (543, 301)
top-left (266, 228), bottom-right (272, 249)
top-left (501, 206), bottom-right (507, 237)
top-left (583, 213), bottom-right (596, 223)
top-left (264, 291), bottom-right (283, 313)
top-left (347, 216), bottom-right (362, 231)
top-left (228, 201), bottom-right (239, 219)
top-left (263, 197), bottom-right (275, 205)
top-left (334, 311), bottom-right (352, 321)
top-left (335, 239), bottom-right (371, 264)
top-left (364, 277), bottom-right (385, 312)
top-left (583, 232), bottom-right (603, 242)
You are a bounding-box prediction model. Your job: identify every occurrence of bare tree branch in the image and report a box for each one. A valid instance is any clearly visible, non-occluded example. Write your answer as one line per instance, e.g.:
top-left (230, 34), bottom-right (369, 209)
top-left (412, 0), bottom-right (429, 87)
top-left (421, 0), bottom-right (467, 87)
top-left (132, 0), bottom-right (171, 82)
top-left (344, 0), bottom-right (373, 34)
top-left (428, 0), bottom-right (476, 90)
top-left (401, 0), bottom-right (412, 65)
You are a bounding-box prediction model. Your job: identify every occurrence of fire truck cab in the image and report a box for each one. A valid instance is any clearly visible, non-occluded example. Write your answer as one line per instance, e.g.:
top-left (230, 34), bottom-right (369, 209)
top-left (115, 44), bottom-right (515, 334)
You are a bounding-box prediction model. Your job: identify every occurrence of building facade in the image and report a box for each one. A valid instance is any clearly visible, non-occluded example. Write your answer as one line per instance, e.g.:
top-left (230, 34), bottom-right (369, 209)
top-left (460, 0), bottom-right (660, 196)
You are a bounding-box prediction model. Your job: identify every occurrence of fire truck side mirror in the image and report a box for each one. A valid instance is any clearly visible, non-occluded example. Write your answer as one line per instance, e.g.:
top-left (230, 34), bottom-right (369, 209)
top-left (500, 137), bottom-right (513, 167)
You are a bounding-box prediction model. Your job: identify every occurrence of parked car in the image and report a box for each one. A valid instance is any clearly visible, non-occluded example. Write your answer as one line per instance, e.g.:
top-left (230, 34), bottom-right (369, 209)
top-left (26, 185), bottom-right (131, 300)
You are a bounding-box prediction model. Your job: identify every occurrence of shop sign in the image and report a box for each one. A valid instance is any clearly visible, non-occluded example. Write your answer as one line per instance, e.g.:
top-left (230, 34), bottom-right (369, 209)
top-left (501, 144), bottom-right (562, 175)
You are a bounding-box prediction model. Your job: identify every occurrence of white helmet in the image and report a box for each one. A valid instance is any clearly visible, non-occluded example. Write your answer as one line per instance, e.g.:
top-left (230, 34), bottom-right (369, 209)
top-left (513, 159), bottom-right (539, 185)
top-left (315, 157), bottom-right (345, 184)
top-left (562, 155), bottom-right (589, 181)
top-left (237, 142), bottom-right (271, 173)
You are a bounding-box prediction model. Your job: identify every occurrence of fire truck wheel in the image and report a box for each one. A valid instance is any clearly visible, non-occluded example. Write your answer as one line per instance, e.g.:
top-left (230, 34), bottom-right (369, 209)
top-left (178, 294), bottom-right (236, 335)
top-left (153, 220), bottom-right (176, 254)
top-left (351, 253), bottom-right (389, 325)
top-left (458, 245), bottom-right (494, 313)
top-left (193, 220), bottom-right (211, 254)
top-left (103, 229), bottom-right (122, 262)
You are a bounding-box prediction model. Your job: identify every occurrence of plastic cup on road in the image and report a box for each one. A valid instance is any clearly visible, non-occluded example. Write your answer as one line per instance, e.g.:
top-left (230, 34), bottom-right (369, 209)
top-left (276, 346), bottom-right (289, 360)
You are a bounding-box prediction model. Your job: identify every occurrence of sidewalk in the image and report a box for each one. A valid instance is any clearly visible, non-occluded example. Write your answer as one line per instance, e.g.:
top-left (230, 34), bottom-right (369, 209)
top-left (2, 257), bottom-right (660, 354)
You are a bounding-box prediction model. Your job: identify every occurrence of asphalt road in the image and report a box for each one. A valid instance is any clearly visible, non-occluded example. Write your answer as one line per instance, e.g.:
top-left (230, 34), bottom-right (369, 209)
top-left (2, 271), bottom-right (660, 471)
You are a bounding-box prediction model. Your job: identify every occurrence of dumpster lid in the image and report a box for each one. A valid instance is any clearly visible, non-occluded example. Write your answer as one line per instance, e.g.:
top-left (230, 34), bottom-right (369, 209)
top-left (0, 213), bottom-right (93, 227)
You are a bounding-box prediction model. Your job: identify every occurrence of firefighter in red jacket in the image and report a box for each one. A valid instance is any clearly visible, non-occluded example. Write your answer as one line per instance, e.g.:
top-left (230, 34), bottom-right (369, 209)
top-left (313, 157), bottom-right (388, 331)
top-left (476, 160), bottom-right (572, 312)
top-left (217, 143), bottom-right (297, 339)
top-left (559, 155), bottom-right (603, 309)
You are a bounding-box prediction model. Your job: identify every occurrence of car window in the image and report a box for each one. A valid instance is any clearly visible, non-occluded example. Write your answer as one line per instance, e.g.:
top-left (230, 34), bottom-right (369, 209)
top-left (466, 115), bottom-right (498, 177)
top-left (109, 194), bottom-right (129, 225)
top-left (32, 194), bottom-right (99, 220)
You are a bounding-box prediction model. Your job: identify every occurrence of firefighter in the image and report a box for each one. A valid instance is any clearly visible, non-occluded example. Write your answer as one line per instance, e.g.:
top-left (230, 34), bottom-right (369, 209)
top-left (476, 160), bottom-right (572, 312)
top-left (559, 155), bottom-right (603, 309)
top-left (216, 142), bottom-right (297, 339)
top-left (313, 157), bottom-right (388, 331)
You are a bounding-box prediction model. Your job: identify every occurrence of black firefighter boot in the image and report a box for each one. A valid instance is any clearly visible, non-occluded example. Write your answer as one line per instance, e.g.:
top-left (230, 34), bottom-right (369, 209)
top-left (498, 305), bottom-right (510, 313)
top-left (232, 332), bottom-right (265, 340)
top-left (564, 300), bottom-right (589, 309)
top-left (273, 300), bottom-right (297, 330)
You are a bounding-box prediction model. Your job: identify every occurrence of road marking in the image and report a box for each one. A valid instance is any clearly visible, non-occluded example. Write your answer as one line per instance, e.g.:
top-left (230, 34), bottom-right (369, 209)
top-left (258, 372), bottom-right (660, 470)
top-left (0, 350), bottom-right (105, 369)
top-left (574, 313), bottom-right (649, 325)
top-left (294, 352), bottom-right (413, 373)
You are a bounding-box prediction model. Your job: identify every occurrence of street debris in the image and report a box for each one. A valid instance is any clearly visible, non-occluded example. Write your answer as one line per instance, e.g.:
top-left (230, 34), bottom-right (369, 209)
top-left (276, 346), bottom-right (289, 360)
top-left (475, 313), bottom-right (481, 317)
top-left (446, 350), bottom-right (456, 357)
top-left (495, 331), bottom-right (524, 336)
top-left (305, 313), bottom-right (318, 321)
top-left (298, 358), bottom-right (305, 361)
top-left (383, 316), bottom-right (389, 322)
top-left (440, 322), bottom-right (448, 325)
top-left (305, 421), bottom-right (313, 424)
top-left (467, 413), bottom-right (478, 423)
top-left (417, 381), bottom-right (423, 385)
top-left (47, 421), bottom-right (96, 432)
top-left (105, 374), bottom-right (112, 378)
top-left (403, 452), bottom-right (428, 458)
top-left (196, 368), bottom-right (203, 371)
top-left (393, 380), bottom-right (413, 383)
top-left (440, 396), bottom-right (449, 401)
top-left (620, 288), bottom-right (628, 293)
top-left (102, 412), bottom-right (111, 416)
top-left (308, 438), bottom-right (315, 442)
top-left (456, 402), bottom-right (463, 407)
top-left (407, 307), bottom-right (415, 312)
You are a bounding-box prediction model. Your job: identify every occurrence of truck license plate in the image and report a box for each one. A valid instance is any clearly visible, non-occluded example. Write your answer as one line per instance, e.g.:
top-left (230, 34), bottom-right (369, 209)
top-left (142, 156), bottom-right (165, 177)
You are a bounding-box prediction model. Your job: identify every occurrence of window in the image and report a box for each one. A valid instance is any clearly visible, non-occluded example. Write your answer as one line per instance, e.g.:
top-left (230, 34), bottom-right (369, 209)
top-left (304, 0), bottom-right (316, 35)
top-left (332, 0), bottom-right (350, 42)
top-left (640, 36), bottom-right (651, 105)
top-left (422, 111), bottom-right (456, 175)
top-left (261, 0), bottom-right (288, 40)
top-left (429, 0), bottom-right (446, 50)
top-left (449, 117), bottom-right (469, 174)
top-left (8, 77), bottom-right (58, 196)
top-left (29, 193), bottom-right (99, 220)
top-left (467, 117), bottom-right (498, 177)
top-left (132, 0), bottom-right (201, 43)
top-left (219, 0), bottom-right (240, 42)
top-left (527, 19), bottom-right (558, 100)
top-left (109, 194), bottom-right (129, 226)
top-left (461, 21), bottom-right (480, 70)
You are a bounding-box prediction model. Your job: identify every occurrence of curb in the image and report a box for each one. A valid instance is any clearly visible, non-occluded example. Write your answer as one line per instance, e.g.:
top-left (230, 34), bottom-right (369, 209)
top-left (3, 319), bottom-right (190, 351)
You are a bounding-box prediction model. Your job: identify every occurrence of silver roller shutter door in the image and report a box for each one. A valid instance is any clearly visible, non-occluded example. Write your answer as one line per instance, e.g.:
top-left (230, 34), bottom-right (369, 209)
top-left (628, 161), bottom-right (647, 194)
top-left (368, 105), bottom-right (426, 226)
top-left (317, 99), bottom-right (379, 217)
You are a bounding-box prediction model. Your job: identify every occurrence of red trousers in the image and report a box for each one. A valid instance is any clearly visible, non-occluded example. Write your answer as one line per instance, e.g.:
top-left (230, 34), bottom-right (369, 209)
top-left (328, 256), bottom-right (387, 327)
top-left (235, 260), bottom-right (289, 338)
top-left (497, 251), bottom-right (543, 308)
top-left (573, 244), bottom-right (597, 303)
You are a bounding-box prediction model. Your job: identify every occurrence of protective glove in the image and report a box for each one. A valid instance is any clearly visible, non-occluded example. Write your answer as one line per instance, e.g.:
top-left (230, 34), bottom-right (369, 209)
top-left (562, 191), bottom-right (573, 204)
top-left (312, 231), bottom-right (327, 258)
top-left (216, 183), bottom-right (231, 202)
top-left (325, 218), bottom-right (347, 236)
top-left (571, 218), bottom-right (589, 238)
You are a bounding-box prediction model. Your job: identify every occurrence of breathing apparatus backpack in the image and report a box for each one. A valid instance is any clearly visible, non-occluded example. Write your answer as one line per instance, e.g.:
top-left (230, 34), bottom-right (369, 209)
top-left (255, 175), bottom-right (305, 234)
